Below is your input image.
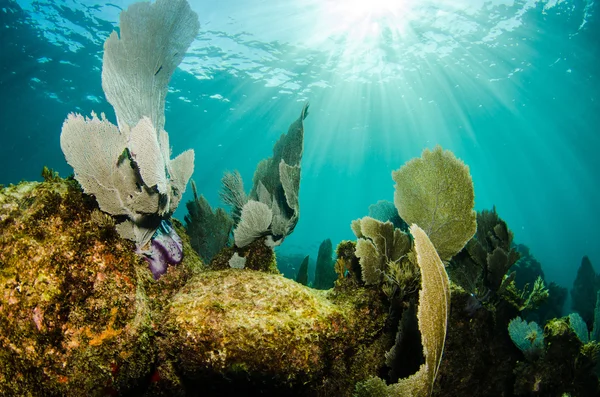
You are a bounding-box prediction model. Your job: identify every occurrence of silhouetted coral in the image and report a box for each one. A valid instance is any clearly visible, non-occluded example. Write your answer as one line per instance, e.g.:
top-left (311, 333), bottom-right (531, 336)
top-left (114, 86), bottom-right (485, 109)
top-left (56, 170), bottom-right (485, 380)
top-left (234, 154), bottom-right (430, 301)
top-left (512, 243), bottom-right (545, 290)
top-left (368, 200), bottom-right (408, 231)
top-left (296, 255), bottom-right (309, 286)
top-left (314, 239), bottom-right (337, 290)
top-left (184, 181), bottom-right (233, 264)
top-left (571, 255), bottom-right (598, 328)
top-left (448, 207), bottom-right (521, 302)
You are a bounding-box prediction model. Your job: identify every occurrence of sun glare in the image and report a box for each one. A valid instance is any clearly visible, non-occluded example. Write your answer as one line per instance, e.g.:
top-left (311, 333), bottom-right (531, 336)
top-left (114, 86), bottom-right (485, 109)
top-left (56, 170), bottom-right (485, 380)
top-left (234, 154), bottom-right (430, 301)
top-left (334, 0), bottom-right (407, 19)
top-left (320, 0), bottom-right (414, 39)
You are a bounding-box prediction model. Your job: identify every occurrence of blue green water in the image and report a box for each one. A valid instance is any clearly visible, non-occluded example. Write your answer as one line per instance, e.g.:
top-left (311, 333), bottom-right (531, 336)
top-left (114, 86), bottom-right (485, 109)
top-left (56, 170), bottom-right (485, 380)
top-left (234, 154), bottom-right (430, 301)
top-left (1, 0), bottom-right (598, 292)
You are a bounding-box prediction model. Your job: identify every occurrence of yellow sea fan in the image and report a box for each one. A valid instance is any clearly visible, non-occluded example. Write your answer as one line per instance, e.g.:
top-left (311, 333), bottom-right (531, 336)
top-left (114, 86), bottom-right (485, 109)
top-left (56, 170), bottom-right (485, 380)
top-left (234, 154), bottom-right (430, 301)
top-left (392, 146), bottom-right (476, 261)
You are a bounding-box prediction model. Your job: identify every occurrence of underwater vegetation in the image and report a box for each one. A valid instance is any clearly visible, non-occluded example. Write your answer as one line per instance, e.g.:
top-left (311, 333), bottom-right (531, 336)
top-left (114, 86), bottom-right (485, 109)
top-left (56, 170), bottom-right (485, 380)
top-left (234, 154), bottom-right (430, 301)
top-left (1, 0), bottom-right (599, 396)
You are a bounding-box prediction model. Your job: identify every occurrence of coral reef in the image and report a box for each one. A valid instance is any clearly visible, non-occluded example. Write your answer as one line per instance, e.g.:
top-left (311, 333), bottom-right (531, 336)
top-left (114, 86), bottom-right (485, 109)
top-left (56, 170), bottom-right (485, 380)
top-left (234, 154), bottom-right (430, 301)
top-left (4, 0), bottom-right (595, 393)
top-left (0, 176), bottom-right (200, 396)
top-left (513, 317), bottom-right (600, 396)
top-left (0, 177), bottom-right (391, 396)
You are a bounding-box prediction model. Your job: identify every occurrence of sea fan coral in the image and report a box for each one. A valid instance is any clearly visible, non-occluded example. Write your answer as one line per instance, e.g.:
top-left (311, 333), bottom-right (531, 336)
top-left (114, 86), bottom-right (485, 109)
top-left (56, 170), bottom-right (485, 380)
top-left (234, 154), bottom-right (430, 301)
top-left (59, 0), bottom-right (199, 276)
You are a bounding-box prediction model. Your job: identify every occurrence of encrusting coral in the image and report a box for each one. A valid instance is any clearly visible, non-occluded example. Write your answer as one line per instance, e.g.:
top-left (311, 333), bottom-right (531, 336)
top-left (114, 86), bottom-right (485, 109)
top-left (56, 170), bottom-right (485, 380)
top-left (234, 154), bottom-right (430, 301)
top-left (0, 175), bottom-right (201, 396)
top-left (155, 269), bottom-right (389, 396)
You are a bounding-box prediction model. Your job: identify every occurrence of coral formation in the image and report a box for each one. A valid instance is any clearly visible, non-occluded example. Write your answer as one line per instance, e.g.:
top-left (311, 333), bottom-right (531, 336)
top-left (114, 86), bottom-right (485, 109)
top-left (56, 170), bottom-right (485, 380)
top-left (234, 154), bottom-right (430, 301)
top-left (508, 317), bottom-right (545, 359)
top-left (571, 255), bottom-right (598, 328)
top-left (334, 240), bottom-right (363, 286)
top-left (184, 181), bottom-right (233, 264)
top-left (368, 200), bottom-right (408, 231)
top-left (142, 219), bottom-right (184, 279)
top-left (60, 0), bottom-right (198, 248)
top-left (222, 104), bottom-right (309, 250)
top-left (356, 225), bottom-right (450, 397)
top-left (314, 238), bottom-right (337, 290)
top-left (352, 216), bottom-right (412, 286)
top-left (513, 317), bottom-right (600, 396)
top-left (208, 237), bottom-right (278, 274)
top-left (296, 255), bottom-right (310, 286)
top-left (392, 146), bottom-right (476, 262)
top-left (155, 270), bottom-right (388, 396)
top-left (0, 176), bottom-right (200, 395)
top-left (448, 207), bottom-right (521, 302)
top-left (431, 284), bottom-right (521, 396)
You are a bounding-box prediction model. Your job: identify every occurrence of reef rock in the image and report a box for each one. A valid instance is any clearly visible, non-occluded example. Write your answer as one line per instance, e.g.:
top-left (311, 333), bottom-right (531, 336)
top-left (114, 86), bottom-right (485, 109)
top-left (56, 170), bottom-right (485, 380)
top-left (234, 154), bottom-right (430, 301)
top-left (153, 270), bottom-right (388, 396)
top-left (0, 177), bottom-right (200, 396)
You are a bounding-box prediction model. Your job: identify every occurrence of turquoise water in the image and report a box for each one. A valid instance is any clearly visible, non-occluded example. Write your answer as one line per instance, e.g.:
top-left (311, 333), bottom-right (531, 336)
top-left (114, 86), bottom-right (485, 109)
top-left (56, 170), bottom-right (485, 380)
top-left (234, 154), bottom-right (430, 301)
top-left (1, 0), bottom-right (598, 291)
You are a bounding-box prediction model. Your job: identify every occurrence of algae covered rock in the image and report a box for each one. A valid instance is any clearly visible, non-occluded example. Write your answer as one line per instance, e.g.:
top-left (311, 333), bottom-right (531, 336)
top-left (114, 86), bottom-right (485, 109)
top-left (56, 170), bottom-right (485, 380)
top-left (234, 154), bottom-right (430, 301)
top-left (513, 317), bottom-right (600, 396)
top-left (0, 177), bottom-right (200, 396)
top-left (156, 269), bottom-right (388, 396)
